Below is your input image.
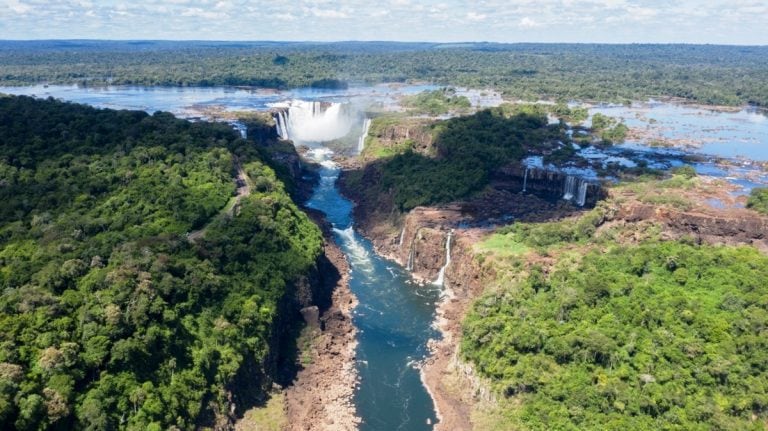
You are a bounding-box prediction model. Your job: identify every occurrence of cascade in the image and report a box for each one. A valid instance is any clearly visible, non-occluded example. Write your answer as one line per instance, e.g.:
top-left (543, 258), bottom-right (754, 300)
top-left (576, 180), bottom-right (589, 207)
top-left (406, 246), bottom-right (415, 271)
top-left (398, 226), bottom-right (406, 248)
top-left (563, 175), bottom-right (576, 201)
top-left (522, 166), bottom-right (530, 193)
top-left (357, 118), bottom-right (372, 154)
top-left (275, 110), bottom-right (289, 140)
top-left (272, 100), bottom-right (354, 143)
top-left (432, 230), bottom-right (453, 286)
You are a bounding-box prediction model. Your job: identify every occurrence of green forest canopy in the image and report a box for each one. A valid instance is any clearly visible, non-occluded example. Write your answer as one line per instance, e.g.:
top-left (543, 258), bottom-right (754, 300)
top-left (462, 217), bottom-right (768, 430)
top-left (1, 41), bottom-right (767, 106)
top-left (0, 95), bottom-right (322, 430)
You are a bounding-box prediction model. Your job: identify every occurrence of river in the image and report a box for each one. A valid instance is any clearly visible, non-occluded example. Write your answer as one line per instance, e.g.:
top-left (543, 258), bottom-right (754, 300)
top-left (305, 148), bottom-right (441, 430)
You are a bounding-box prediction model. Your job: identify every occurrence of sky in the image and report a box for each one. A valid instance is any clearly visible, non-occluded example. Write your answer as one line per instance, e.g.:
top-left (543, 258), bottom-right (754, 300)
top-left (1, 0), bottom-right (767, 45)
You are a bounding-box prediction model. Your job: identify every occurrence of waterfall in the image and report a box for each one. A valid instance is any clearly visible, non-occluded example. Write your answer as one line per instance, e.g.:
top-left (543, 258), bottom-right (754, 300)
top-left (398, 226), bottom-right (406, 248)
top-left (432, 230), bottom-right (453, 286)
top-left (406, 247), bottom-right (415, 271)
top-left (562, 175), bottom-right (590, 206)
top-left (522, 166), bottom-right (530, 193)
top-left (272, 100), bottom-right (354, 143)
top-left (358, 118), bottom-right (372, 154)
top-left (563, 176), bottom-right (576, 201)
top-left (231, 122), bottom-right (247, 139)
top-left (576, 181), bottom-right (589, 207)
top-left (275, 110), bottom-right (289, 140)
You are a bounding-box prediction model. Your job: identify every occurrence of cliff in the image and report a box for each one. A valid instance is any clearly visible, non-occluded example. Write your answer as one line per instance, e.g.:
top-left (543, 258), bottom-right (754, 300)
top-left (228, 122), bottom-right (358, 430)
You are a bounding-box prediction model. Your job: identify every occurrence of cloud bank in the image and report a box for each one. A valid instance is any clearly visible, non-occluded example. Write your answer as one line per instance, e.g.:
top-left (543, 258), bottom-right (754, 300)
top-left (0, 0), bottom-right (766, 44)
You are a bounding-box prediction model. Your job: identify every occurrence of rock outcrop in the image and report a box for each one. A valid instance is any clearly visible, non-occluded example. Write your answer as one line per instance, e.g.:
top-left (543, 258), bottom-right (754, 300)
top-left (613, 202), bottom-right (768, 250)
top-left (371, 120), bottom-right (434, 155)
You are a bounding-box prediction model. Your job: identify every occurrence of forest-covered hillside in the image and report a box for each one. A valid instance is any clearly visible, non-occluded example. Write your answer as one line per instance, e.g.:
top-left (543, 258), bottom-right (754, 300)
top-left (1, 41), bottom-right (767, 106)
top-left (0, 96), bottom-right (322, 430)
top-left (463, 208), bottom-right (768, 430)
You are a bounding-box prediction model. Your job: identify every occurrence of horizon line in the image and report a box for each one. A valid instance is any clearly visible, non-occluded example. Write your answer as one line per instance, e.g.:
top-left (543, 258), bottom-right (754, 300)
top-left (1, 39), bottom-right (767, 48)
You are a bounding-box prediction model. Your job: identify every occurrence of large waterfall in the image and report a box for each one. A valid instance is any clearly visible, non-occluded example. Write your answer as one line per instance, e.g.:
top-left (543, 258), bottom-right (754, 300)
top-left (273, 100), bottom-right (355, 143)
top-left (432, 230), bottom-right (453, 286)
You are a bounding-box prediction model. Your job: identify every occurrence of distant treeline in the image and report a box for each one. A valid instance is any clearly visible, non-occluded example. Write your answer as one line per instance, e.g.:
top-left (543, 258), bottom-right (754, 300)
top-left (1, 41), bottom-right (767, 106)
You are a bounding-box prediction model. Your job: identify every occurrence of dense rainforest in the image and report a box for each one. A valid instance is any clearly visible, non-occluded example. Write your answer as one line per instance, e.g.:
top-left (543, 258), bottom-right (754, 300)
top-left (462, 208), bottom-right (768, 430)
top-left (0, 95), bottom-right (323, 430)
top-left (1, 41), bottom-right (768, 106)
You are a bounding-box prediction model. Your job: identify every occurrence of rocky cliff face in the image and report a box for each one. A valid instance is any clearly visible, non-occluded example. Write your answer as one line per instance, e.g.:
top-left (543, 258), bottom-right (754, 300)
top-left (614, 202), bottom-right (768, 250)
top-left (219, 126), bottom-right (349, 430)
top-left (368, 119), bottom-right (435, 156)
top-left (496, 162), bottom-right (608, 208)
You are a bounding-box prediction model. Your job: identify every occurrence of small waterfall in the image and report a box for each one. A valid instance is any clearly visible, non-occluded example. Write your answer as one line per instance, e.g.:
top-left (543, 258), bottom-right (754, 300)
top-left (522, 166), bottom-right (530, 193)
top-left (562, 175), bottom-right (590, 206)
top-left (576, 181), bottom-right (589, 207)
top-left (406, 246), bottom-right (415, 271)
top-left (563, 176), bottom-right (576, 201)
top-left (432, 230), bottom-right (453, 286)
top-left (398, 226), bottom-right (406, 248)
top-left (357, 118), bottom-right (372, 154)
top-left (231, 122), bottom-right (247, 139)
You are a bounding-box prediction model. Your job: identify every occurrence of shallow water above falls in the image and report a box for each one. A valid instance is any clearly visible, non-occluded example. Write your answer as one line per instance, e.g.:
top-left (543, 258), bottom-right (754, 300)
top-left (305, 148), bottom-right (441, 431)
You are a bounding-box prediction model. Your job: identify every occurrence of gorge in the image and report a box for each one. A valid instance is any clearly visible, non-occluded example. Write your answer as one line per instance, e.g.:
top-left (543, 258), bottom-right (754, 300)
top-left (276, 101), bottom-right (441, 430)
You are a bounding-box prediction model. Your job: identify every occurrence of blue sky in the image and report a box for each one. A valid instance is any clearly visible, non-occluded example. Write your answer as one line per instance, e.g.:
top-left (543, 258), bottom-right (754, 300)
top-left (1, 0), bottom-right (767, 44)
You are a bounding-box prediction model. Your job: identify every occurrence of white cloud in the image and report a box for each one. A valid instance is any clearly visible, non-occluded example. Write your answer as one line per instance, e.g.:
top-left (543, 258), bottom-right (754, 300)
top-left (518, 16), bottom-right (541, 28)
top-left (0, 0), bottom-right (766, 44)
top-left (466, 12), bottom-right (486, 22)
top-left (308, 7), bottom-right (349, 19)
top-left (7, 0), bottom-right (32, 14)
top-left (274, 13), bottom-right (298, 21)
top-left (181, 7), bottom-right (227, 19)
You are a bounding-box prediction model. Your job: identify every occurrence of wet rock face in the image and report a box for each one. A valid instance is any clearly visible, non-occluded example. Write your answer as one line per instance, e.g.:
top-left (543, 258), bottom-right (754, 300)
top-left (497, 163), bottom-right (608, 208)
top-left (408, 227), bottom-right (449, 282)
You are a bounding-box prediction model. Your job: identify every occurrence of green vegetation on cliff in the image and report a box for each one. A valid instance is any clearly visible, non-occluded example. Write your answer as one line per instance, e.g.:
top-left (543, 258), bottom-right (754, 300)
top-left (462, 212), bottom-right (768, 430)
top-left (0, 96), bottom-right (322, 430)
top-left (747, 188), bottom-right (768, 215)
